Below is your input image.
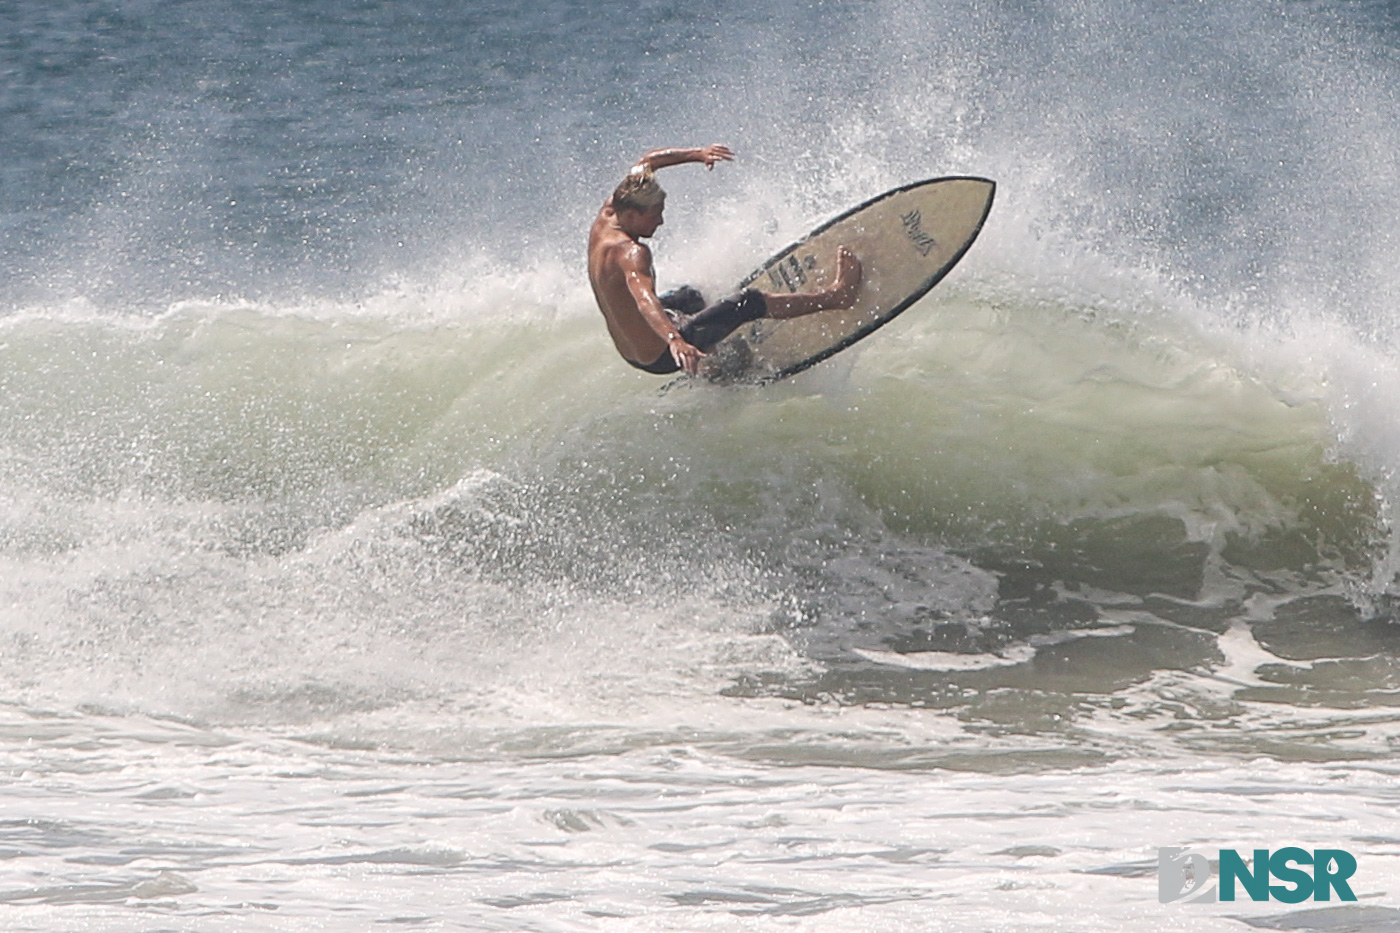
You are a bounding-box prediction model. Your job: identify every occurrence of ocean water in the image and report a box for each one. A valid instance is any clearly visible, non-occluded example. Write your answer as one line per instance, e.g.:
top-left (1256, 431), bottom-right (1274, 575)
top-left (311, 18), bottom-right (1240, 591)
top-left (4, 0), bottom-right (1400, 929)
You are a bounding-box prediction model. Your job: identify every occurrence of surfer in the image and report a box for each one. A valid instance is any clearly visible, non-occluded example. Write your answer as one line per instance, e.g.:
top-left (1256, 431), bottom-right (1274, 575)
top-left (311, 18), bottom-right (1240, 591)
top-left (588, 145), bottom-right (862, 376)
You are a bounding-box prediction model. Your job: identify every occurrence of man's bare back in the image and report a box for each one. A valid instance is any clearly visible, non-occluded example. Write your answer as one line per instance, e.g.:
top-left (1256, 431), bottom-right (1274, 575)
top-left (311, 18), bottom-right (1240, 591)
top-left (588, 145), bottom-right (862, 376)
top-left (587, 201), bottom-right (670, 367)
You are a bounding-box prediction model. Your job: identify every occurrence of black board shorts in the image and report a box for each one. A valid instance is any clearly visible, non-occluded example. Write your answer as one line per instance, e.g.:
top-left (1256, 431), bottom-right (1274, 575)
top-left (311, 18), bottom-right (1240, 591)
top-left (628, 287), bottom-right (769, 375)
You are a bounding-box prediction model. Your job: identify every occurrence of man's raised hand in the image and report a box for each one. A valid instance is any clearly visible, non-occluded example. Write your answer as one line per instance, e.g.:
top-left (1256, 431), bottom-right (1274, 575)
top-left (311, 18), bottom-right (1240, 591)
top-left (699, 144), bottom-right (735, 170)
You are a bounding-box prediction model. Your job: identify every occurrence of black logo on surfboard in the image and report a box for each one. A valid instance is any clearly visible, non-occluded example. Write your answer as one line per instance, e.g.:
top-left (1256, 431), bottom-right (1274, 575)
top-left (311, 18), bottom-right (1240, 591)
top-left (901, 209), bottom-right (937, 257)
top-left (766, 254), bottom-right (817, 292)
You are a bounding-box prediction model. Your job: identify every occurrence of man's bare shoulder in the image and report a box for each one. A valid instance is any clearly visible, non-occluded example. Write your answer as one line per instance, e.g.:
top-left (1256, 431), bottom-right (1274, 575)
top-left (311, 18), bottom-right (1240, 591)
top-left (614, 237), bottom-right (651, 269)
top-left (592, 224), bottom-right (651, 272)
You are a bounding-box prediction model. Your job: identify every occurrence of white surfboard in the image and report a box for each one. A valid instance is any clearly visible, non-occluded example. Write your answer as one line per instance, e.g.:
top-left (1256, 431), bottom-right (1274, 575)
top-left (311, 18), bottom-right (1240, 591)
top-left (704, 176), bottom-right (995, 383)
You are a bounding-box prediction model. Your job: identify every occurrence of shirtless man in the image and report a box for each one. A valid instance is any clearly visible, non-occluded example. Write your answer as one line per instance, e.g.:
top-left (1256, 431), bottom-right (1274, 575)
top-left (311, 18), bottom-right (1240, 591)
top-left (588, 144), bottom-right (862, 376)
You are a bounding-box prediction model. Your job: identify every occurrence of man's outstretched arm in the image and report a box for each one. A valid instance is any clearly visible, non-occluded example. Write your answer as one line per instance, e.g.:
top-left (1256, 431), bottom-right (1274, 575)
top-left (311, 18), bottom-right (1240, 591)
top-left (635, 144), bottom-right (735, 173)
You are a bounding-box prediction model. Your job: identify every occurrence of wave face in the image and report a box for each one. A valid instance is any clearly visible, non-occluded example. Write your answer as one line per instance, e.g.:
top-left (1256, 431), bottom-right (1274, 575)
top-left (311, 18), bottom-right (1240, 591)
top-left (2, 0), bottom-right (1400, 762)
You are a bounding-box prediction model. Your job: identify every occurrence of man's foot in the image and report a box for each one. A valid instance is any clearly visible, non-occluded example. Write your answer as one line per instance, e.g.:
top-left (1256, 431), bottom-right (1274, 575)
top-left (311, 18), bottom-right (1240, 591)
top-left (828, 246), bottom-right (862, 308)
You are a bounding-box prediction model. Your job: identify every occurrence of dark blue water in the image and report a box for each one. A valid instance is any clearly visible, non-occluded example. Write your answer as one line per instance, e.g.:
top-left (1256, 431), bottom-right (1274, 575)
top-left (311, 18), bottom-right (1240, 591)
top-left (2, 0), bottom-right (760, 305)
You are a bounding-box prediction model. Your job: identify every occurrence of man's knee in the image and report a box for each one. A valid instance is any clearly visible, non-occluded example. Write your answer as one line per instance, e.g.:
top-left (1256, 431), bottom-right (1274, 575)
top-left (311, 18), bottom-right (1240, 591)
top-left (659, 286), bottom-right (705, 315)
top-left (680, 289), bottom-right (768, 351)
top-left (735, 289), bottom-right (768, 321)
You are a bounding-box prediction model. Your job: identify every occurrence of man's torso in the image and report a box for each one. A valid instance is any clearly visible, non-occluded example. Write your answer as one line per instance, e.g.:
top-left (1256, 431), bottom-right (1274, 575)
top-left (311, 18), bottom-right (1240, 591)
top-left (588, 204), bottom-right (667, 365)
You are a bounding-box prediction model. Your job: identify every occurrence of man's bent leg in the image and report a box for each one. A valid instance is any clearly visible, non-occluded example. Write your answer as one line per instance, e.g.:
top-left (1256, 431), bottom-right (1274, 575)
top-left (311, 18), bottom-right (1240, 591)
top-left (764, 246), bottom-right (862, 319)
top-left (679, 290), bottom-right (768, 351)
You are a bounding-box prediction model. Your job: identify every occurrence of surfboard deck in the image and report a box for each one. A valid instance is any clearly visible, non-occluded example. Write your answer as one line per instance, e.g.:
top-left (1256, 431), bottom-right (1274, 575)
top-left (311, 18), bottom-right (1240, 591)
top-left (702, 176), bottom-right (995, 384)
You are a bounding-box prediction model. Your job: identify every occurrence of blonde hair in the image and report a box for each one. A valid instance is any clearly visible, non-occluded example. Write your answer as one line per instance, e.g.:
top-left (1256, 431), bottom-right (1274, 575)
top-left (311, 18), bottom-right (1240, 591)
top-left (612, 164), bottom-right (666, 212)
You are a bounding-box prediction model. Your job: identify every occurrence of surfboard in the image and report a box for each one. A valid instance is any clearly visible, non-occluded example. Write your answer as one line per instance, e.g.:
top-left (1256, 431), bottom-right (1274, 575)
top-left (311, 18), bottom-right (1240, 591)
top-left (702, 176), bottom-right (995, 384)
